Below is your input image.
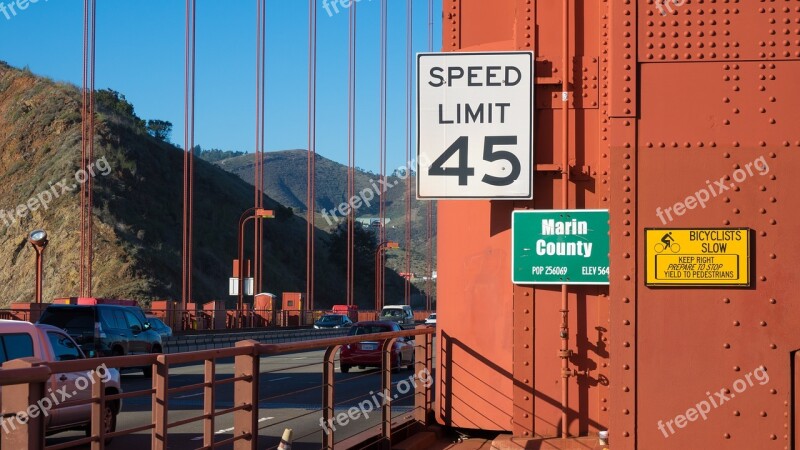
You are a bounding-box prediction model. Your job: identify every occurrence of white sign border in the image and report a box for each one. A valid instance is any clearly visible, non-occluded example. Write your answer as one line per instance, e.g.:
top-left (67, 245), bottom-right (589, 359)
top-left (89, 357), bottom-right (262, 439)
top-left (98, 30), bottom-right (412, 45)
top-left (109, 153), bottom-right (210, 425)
top-left (416, 51), bottom-right (535, 200)
top-left (511, 209), bottom-right (611, 286)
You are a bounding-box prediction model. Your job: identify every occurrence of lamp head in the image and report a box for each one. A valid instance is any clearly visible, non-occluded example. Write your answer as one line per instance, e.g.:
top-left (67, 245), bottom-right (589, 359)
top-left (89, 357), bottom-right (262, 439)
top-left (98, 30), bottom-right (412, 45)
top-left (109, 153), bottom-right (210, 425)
top-left (28, 229), bottom-right (48, 247)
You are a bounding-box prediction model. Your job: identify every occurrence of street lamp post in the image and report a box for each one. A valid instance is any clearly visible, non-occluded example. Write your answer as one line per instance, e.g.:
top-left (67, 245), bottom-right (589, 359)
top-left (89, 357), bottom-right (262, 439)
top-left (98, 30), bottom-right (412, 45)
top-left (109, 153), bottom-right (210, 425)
top-left (374, 241), bottom-right (399, 311)
top-left (28, 230), bottom-right (48, 304)
top-left (236, 208), bottom-right (275, 321)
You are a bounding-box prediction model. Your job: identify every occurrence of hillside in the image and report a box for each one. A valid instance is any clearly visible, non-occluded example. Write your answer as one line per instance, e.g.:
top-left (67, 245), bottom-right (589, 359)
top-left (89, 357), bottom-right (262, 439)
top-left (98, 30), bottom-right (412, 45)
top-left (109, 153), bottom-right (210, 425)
top-left (210, 150), bottom-right (438, 278)
top-left (0, 62), bottom-right (417, 308)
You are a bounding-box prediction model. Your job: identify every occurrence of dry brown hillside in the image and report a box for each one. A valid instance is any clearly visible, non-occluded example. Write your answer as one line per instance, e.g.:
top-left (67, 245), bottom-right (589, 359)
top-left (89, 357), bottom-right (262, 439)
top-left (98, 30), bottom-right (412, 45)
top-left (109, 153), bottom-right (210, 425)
top-left (0, 62), bottom-right (417, 307)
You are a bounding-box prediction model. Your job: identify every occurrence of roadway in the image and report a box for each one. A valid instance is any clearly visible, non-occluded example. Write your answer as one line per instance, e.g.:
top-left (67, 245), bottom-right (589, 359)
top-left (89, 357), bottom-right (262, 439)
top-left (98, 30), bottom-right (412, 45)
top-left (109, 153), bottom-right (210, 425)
top-left (46, 344), bottom-right (435, 450)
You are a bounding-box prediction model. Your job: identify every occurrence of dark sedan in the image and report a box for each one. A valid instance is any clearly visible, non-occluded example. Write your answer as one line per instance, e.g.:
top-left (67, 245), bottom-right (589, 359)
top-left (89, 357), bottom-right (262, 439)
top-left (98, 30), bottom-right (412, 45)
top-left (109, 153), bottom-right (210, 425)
top-left (314, 314), bottom-right (353, 329)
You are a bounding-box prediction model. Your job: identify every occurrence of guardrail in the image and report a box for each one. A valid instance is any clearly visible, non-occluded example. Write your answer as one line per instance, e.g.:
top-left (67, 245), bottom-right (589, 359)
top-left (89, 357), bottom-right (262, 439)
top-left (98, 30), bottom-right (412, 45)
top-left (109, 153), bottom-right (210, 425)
top-left (0, 326), bottom-right (435, 450)
top-left (162, 327), bottom-right (350, 353)
top-left (146, 308), bottom-right (435, 332)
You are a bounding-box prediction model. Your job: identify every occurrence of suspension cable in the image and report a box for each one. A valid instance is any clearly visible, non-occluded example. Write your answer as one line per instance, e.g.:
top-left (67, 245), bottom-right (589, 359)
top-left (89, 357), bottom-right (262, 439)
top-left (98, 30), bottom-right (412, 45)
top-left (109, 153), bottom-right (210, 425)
top-left (378, 0), bottom-right (387, 310)
top-left (182, 0), bottom-right (197, 307)
top-left (426, 0), bottom-right (434, 311)
top-left (79, 0), bottom-right (96, 297)
top-left (306, 0), bottom-right (317, 310)
top-left (254, 0), bottom-right (266, 295)
top-left (346, 2), bottom-right (357, 306)
top-left (404, 0), bottom-right (413, 306)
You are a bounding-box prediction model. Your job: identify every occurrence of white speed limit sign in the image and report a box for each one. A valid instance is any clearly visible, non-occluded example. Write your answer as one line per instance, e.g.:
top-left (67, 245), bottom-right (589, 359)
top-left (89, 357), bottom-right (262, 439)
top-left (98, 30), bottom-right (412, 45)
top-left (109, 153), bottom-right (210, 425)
top-left (417, 52), bottom-right (534, 199)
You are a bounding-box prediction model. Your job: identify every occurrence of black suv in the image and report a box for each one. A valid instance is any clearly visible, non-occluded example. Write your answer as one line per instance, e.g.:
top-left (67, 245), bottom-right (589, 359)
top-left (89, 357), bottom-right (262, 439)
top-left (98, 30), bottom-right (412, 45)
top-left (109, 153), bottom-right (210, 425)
top-left (38, 304), bottom-right (163, 376)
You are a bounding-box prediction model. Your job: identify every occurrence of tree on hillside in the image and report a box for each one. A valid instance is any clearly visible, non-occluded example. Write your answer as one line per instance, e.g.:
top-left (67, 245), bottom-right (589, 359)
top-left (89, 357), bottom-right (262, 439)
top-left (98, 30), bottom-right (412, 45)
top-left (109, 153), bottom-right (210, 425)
top-left (146, 119), bottom-right (173, 142)
top-left (328, 224), bottom-right (377, 281)
top-left (96, 89), bottom-right (146, 130)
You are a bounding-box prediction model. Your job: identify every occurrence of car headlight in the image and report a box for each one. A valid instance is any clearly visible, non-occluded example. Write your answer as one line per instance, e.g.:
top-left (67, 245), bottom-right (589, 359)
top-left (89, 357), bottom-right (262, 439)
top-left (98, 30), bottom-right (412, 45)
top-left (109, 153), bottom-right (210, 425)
top-left (334, 325), bottom-right (340, 329)
top-left (313, 325), bottom-right (319, 329)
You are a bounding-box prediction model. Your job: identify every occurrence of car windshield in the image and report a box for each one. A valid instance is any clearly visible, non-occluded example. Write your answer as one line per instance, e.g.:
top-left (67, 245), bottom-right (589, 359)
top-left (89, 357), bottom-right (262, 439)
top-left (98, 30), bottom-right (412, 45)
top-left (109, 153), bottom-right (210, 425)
top-left (348, 325), bottom-right (392, 336)
top-left (319, 315), bottom-right (343, 324)
top-left (39, 308), bottom-right (94, 331)
top-left (381, 310), bottom-right (404, 317)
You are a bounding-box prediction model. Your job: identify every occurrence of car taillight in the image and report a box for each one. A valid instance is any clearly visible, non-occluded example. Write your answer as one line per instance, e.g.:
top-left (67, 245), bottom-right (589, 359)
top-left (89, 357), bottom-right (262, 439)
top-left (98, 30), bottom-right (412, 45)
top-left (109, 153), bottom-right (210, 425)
top-left (95, 321), bottom-right (106, 339)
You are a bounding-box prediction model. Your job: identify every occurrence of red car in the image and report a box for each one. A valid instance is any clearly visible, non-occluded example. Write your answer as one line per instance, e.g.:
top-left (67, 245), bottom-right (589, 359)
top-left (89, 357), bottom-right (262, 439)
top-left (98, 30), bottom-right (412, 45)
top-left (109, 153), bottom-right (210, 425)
top-left (340, 321), bottom-right (415, 373)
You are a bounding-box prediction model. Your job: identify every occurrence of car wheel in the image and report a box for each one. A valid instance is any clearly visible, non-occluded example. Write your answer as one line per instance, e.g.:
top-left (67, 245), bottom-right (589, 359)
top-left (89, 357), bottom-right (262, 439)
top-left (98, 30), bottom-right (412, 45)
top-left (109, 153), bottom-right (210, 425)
top-left (391, 354), bottom-right (402, 373)
top-left (341, 364), bottom-right (351, 373)
top-left (142, 345), bottom-right (162, 378)
top-left (85, 399), bottom-right (117, 443)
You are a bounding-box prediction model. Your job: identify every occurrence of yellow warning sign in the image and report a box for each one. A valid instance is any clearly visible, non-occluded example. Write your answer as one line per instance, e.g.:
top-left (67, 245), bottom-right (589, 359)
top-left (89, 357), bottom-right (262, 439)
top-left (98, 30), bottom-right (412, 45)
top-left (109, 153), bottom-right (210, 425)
top-left (645, 228), bottom-right (750, 286)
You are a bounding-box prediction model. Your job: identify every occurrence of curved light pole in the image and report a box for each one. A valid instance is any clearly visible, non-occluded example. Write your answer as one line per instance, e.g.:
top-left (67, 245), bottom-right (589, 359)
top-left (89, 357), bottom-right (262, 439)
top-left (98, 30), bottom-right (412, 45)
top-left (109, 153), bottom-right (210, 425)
top-left (28, 229), bottom-right (48, 304)
top-left (374, 241), bottom-right (399, 311)
top-left (237, 208), bottom-right (274, 314)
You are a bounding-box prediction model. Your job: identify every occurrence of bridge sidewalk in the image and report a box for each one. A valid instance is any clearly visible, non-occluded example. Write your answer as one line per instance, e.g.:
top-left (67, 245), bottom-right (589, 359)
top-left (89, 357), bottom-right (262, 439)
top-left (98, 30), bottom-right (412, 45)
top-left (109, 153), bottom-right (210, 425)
top-left (393, 430), bottom-right (606, 450)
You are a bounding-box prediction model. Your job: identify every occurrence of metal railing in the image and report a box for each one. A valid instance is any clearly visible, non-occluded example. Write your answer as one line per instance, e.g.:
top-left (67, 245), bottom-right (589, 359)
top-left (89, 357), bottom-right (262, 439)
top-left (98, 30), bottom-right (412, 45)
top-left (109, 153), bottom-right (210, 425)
top-left (0, 326), bottom-right (435, 450)
top-left (0, 307), bottom-right (436, 333)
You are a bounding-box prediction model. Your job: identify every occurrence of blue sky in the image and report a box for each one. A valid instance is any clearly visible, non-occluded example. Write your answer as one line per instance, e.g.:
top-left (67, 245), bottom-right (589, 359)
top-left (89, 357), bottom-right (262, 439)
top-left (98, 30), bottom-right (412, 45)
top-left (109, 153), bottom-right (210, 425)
top-left (0, 0), bottom-right (442, 171)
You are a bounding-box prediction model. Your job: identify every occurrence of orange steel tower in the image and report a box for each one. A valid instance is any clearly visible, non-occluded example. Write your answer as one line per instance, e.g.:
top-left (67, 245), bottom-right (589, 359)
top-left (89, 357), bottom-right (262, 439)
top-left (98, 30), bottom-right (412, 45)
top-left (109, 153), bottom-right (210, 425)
top-left (434, 1), bottom-right (800, 449)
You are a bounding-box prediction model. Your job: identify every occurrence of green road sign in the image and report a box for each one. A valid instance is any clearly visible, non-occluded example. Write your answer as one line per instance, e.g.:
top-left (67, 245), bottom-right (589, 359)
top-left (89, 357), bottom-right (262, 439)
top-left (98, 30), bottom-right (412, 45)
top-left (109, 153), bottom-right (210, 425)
top-left (512, 210), bottom-right (610, 285)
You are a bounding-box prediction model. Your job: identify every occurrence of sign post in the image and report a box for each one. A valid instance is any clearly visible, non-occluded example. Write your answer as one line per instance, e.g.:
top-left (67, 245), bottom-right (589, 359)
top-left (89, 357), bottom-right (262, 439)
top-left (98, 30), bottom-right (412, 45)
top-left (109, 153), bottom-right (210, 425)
top-left (512, 210), bottom-right (610, 285)
top-left (417, 52), bottom-right (534, 199)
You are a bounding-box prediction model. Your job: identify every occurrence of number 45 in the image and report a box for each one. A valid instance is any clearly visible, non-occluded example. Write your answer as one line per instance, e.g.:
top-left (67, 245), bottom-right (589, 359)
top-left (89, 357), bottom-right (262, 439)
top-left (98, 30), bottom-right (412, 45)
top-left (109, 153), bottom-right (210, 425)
top-left (428, 136), bottom-right (521, 186)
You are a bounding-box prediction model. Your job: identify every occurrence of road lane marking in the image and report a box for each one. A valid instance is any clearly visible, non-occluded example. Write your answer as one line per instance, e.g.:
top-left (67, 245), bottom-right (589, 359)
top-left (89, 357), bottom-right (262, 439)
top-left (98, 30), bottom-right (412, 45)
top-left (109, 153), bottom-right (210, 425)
top-left (190, 417), bottom-right (274, 440)
top-left (271, 376), bottom-right (291, 382)
top-left (175, 392), bottom-right (204, 399)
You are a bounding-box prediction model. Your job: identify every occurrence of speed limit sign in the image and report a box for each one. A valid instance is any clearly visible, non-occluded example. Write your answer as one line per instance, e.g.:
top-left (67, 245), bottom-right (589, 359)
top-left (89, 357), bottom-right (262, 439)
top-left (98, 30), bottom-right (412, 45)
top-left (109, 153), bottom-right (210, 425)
top-left (417, 52), bottom-right (534, 199)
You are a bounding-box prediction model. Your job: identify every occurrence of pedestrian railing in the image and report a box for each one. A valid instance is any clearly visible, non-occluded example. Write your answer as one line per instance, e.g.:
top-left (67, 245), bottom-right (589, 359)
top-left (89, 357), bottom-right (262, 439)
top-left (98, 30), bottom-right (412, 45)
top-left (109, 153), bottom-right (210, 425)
top-left (0, 326), bottom-right (435, 450)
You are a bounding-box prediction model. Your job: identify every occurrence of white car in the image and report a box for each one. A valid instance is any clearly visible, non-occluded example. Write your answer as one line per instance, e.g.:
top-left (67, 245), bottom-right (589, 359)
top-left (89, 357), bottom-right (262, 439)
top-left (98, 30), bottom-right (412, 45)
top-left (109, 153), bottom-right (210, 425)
top-left (0, 320), bottom-right (122, 437)
top-left (424, 313), bottom-right (437, 326)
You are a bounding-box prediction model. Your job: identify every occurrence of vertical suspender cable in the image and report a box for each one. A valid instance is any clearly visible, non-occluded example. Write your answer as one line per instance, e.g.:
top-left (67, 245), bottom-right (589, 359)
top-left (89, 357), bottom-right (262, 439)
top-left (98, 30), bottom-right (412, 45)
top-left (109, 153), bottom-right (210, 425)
top-left (87, 0), bottom-right (95, 297)
top-left (378, 0), bottom-right (387, 310)
top-left (80, 0), bottom-right (96, 297)
top-left (404, 0), bottom-right (412, 306)
top-left (559, 0), bottom-right (571, 438)
top-left (346, 2), bottom-right (357, 306)
top-left (182, 0), bottom-right (196, 307)
top-left (254, 0), bottom-right (266, 295)
top-left (307, 0), bottom-right (317, 311)
top-left (425, 0), bottom-right (434, 311)
top-left (189, 0), bottom-right (196, 303)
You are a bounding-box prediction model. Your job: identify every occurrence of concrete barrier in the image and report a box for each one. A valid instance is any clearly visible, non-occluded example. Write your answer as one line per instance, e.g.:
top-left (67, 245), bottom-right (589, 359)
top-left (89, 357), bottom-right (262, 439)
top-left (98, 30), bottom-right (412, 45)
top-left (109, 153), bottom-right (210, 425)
top-left (163, 328), bottom-right (350, 353)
